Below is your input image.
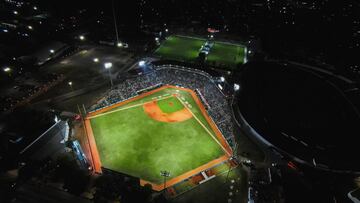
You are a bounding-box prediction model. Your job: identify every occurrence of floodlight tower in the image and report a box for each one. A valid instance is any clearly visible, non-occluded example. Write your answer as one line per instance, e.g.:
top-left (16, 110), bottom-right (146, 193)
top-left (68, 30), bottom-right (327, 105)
top-left (104, 62), bottom-right (113, 87)
top-left (112, 0), bottom-right (119, 45)
top-left (160, 170), bottom-right (171, 191)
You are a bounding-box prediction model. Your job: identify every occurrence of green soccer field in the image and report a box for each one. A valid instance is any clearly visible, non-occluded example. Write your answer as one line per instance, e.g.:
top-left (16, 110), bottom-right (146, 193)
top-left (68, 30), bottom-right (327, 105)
top-left (154, 35), bottom-right (205, 62)
top-left (154, 35), bottom-right (246, 69)
top-left (206, 42), bottom-right (246, 68)
top-left (88, 87), bottom-right (226, 184)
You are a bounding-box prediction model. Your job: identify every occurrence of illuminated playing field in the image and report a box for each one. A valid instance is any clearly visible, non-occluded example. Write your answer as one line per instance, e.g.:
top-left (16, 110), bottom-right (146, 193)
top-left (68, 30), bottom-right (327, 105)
top-left (155, 35), bottom-right (246, 69)
top-left (84, 85), bottom-right (232, 190)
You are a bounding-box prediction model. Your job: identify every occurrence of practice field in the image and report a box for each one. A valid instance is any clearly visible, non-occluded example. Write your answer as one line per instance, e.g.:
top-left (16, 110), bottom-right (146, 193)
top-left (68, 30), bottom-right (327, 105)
top-left (206, 42), bottom-right (246, 68)
top-left (154, 35), bottom-right (246, 69)
top-left (154, 35), bottom-right (205, 62)
top-left (84, 85), bottom-right (232, 190)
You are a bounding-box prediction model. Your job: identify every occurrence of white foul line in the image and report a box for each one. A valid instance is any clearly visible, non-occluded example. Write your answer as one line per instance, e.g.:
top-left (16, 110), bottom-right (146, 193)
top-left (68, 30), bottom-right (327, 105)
top-left (175, 96), bottom-right (231, 156)
top-left (88, 95), bottom-right (174, 119)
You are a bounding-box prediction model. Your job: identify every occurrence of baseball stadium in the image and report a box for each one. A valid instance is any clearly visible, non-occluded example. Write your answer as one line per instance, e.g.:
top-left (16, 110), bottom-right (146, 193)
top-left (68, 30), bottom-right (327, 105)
top-left (154, 35), bottom-right (247, 69)
top-left (82, 65), bottom-right (236, 191)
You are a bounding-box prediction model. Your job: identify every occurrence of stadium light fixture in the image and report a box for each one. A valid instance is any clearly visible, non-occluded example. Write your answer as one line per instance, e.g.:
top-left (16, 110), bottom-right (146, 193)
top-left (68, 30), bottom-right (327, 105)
top-left (160, 170), bottom-right (171, 191)
top-left (50, 49), bottom-right (55, 54)
top-left (93, 58), bottom-right (99, 63)
top-left (138, 60), bottom-right (146, 67)
top-left (104, 62), bottom-right (113, 87)
top-left (104, 62), bottom-right (112, 69)
top-left (79, 35), bottom-right (85, 41)
top-left (234, 83), bottom-right (240, 91)
top-left (3, 67), bottom-right (11, 72)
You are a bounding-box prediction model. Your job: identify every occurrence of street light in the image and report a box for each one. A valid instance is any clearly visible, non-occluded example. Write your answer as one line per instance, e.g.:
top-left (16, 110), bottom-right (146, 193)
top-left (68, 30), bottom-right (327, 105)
top-left (27, 25), bottom-right (33, 30)
top-left (79, 35), bottom-right (85, 41)
top-left (104, 62), bottom-right (113, 87)
top-left (93, 58), bottom-right (99, 63)
top-left (117, 42), bottom-right (123, 47)
top-left (33, 6), bottom-right (38, 10)
top-left (220, 76), bottom-right (225, 82)
top-left (13, 11), bottom-right (18, 15)
top-left (50, 49), bottom-right (55, 54)
top-left (165, 28), bottom-right (168, 32)
top-left (160, 170), bottom-right (170, 191)
top-left (68, 81), bottom-right (73, 91)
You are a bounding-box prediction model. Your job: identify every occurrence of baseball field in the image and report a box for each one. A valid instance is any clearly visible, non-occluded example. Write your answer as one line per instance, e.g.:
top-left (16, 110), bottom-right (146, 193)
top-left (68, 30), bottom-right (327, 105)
top-left (154, 35), bottom-right (247, 69)
top-left (84, 85), bottom-right (232, 190)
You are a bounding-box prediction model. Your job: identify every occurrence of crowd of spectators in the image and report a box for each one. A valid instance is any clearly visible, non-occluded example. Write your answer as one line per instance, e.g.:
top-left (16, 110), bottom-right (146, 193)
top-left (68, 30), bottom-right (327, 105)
top-left (89, 64), bottom-right (236, 148)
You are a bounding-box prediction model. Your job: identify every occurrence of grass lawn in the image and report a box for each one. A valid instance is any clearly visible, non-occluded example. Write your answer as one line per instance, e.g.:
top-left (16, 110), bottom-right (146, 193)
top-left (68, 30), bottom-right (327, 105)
top-left (154, 35), bottom-right (205, 62)
top-left (206, 42), bottom-right (246, 68)
top-left (88, 87), bottom-right (226, 184)
top-left (155, 35), bottom-right (246, 70)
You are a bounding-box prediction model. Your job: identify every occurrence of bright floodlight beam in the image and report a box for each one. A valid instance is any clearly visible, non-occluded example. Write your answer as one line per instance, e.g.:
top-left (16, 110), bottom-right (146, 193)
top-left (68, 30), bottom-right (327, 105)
top-left (104, 62), bottom-right (112, 69)
top-left (3, 67), bottom-right (11, 72)
top-left (234, 83), bottom-right (240, 91)
top-left (104, 62), bottom-right (113, 87)
top-left (138, 60), bottom-right (146, 67)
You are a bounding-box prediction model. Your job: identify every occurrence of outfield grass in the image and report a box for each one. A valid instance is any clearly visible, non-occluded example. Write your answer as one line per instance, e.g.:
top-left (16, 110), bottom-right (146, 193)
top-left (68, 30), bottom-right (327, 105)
top-left (89, 87), bottom-right (225, 184)
top-left (155, 35), bottom-right (246, 69)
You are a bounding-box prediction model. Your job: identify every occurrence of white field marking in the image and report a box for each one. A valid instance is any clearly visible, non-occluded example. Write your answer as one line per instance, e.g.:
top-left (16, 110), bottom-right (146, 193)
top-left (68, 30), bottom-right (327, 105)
top-left (88, 95), bottom-right (174, 119)
top-left (175, 96), bottom-right (231, 156)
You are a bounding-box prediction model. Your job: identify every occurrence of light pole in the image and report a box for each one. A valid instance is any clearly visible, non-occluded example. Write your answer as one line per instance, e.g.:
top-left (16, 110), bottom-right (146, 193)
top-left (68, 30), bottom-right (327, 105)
top-left (68, 81), bottom-right (73, 91)
top-left (160, 170), bottom-right (170, 191)
top-left (225, 143), bottom-right (238, 184)
top-left (111, 0), bottom-right (119, 44)
top-left (104, 62), bottom-right (113, 87)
